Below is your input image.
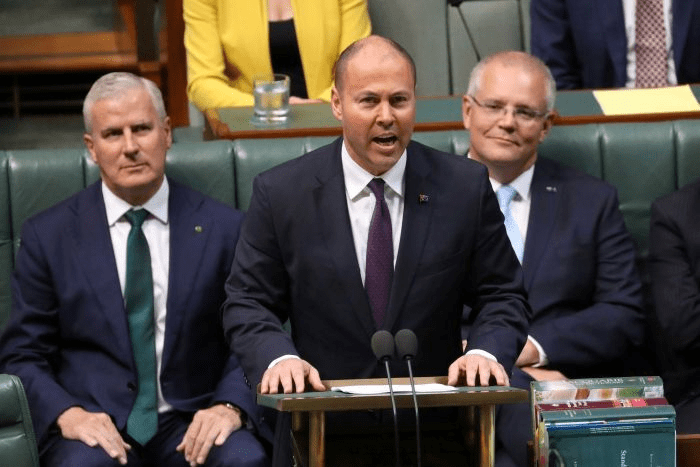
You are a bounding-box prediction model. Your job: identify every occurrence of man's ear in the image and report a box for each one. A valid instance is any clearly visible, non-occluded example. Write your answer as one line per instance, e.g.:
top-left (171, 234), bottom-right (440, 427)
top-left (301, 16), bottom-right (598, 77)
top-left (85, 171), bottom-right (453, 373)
top-left (162, 116), bottom-right (173, 149)
top-left (538, 111), bottom-right (555, 142)
top-left (330, 86), bottom-right (343, 122)
top-left (461, 94), bottom-right (472, 130)
top-left (84, 133), bottom-right (98, 164)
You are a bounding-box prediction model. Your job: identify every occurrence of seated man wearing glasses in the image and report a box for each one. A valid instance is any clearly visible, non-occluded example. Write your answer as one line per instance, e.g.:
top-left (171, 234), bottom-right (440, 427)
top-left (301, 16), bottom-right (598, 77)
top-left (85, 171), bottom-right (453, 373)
top-left (461, 51), bottom-right (646, 467)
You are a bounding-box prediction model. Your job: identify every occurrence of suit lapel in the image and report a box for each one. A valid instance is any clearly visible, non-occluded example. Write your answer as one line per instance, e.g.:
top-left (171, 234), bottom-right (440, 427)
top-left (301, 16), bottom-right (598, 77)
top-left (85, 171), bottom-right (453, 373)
top-left (602, 0), bottom-right (627, 86)
top-left (384, 142), bottom-right (433, 331)
top-left (522, 160), bottom-right (559, 291)
top-left (314, 142), bottom-right (377, 338)
top-left (73, 182), bottom-right (132, 357)
top-left (163, 181), bottom-right (210, 361)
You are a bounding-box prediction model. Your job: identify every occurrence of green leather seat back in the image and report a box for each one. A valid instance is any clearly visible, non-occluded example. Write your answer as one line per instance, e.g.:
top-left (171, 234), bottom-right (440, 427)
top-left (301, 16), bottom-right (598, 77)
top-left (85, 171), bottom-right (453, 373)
top-left (600, 122), bottom-right (676, 260)
top-left (234, 136), bottom-right (335, 211)
top-left (0, 374), bottom-right (39, 467)
top-left (675, 119), bottom-right (700, 188)
top-left (166, 141), bottom-right (237, 208)
top-left (412, 130), bottom-right (469, 155)
top-left (7, 149), bottom-right (87, 256)
top-left (0, 152), bottom-right (11, 330)
top-left (538, 124), bottom-right (603, 178)
top-left (82, 141), bottom-right (238, 207)
top-left (368, 0), bottom-right (451, 96)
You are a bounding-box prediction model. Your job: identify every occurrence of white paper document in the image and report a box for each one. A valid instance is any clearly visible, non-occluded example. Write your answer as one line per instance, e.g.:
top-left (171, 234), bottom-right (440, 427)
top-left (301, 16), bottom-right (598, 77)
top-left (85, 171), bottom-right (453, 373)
top-left (331, 383), bottom-right (458, 395)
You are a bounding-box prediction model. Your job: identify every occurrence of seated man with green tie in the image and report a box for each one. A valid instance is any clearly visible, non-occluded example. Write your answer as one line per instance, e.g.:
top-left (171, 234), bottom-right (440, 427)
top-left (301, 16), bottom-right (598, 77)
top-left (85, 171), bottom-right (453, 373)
top-left (461, 51), bottom-right (646, 467)
top-left (0, 72), bottom-right (271, 467)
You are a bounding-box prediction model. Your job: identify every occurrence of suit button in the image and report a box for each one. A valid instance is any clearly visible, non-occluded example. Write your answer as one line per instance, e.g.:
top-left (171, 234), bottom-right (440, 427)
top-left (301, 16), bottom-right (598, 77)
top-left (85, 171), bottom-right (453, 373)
top-left (127, 382), bottom-right (136, 392)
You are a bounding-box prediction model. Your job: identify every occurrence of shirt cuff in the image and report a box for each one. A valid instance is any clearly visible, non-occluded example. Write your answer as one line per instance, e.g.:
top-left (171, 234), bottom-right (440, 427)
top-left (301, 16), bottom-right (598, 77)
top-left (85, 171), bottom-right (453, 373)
top-left (528, 336), bottom-right (548, 367)
top-left (268, 354), bottom-right (300, 369)
top-left (465, 349), bottom-right (497, 362)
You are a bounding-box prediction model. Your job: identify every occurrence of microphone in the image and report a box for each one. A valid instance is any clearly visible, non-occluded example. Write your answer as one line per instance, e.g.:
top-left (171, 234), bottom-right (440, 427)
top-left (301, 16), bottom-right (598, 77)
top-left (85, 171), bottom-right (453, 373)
top-left (395, 329), bottom-right (422, 467)
top-left (371, 330), bottom-right (401, 467)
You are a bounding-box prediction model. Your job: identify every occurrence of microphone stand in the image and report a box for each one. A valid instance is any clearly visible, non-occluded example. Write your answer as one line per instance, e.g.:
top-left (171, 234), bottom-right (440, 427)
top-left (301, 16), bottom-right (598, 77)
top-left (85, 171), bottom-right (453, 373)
top-left (395, 329), bottom-right (421, 467)
top-left (383, 358), bottom-right (401, 467)
top-left (372, 330), bottom-right (401, 467)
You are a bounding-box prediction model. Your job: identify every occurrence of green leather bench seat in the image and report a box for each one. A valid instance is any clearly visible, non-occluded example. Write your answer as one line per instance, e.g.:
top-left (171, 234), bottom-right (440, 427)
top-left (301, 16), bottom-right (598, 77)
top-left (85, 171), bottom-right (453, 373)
top-left (1, 120), bottom-right (700, 336)
top-left (0, 374), bottom-right (39, 467)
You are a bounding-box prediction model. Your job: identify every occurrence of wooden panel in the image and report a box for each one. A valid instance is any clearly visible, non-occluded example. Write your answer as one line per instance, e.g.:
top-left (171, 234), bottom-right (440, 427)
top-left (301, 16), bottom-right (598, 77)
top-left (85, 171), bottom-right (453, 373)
top-left (677, 434), bottom-right (700, 467)
top-left (164, 0), bottom-right (190, 127)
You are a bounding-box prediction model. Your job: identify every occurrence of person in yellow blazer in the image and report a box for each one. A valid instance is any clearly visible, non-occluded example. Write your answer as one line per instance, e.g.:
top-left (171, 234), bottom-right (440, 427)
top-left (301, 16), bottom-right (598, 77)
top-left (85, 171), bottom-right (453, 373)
top-left (184, 0), bottom-right (372, 110)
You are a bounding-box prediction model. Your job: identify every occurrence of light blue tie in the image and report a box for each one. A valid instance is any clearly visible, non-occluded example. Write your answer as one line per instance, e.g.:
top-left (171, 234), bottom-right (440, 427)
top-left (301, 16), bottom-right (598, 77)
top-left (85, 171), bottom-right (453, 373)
top-left (496, 185), bottom-right (524, 263)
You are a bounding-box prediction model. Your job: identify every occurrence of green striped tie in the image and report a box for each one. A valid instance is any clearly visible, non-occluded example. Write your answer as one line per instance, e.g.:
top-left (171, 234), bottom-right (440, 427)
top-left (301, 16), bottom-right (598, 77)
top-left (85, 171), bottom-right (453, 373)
top-left (124, 209), bottom-right (158, 445)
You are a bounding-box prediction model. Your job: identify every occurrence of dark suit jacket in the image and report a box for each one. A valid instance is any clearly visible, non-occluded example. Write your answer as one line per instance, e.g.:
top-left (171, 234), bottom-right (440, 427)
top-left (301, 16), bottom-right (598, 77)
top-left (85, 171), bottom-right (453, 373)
top-left (521, 157), bottom-right (645, 378)
top-left (0, 179), bottom-right (268, 448)
top-left (222, 138), bottom-right (531, 387)
top-left (649, 178), bottom-right (700, 405)
top-left (531, 0), bottom-right (700, 89)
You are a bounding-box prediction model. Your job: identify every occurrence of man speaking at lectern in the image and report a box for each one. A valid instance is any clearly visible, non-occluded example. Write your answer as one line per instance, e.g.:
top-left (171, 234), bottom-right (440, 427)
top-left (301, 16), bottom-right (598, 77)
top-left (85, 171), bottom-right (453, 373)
top-left (222, 35), bottom-right (531, 461)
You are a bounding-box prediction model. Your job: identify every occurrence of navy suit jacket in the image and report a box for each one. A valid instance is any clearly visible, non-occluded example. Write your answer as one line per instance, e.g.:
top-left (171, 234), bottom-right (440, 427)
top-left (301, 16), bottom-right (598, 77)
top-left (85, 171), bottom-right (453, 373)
top-left (649, 179), bottom-right (700, 404)
top-left (519, 158), bottom-right (645, 377)
top-left (531, 0), bottom-right (700, 89)
top-left (222, 138), bottom-right (531, 387)
top-left (0, 179), bottom-right (269, 447)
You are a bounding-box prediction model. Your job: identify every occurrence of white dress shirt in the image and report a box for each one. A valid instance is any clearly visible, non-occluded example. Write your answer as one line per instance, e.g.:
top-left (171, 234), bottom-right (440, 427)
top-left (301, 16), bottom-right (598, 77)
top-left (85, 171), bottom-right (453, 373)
top-left (102, 178), bottom-right (173, 413)
top-left (622, 0), bottom-right (677, 87)
top-left (341, 142), bottom-right (405, 283)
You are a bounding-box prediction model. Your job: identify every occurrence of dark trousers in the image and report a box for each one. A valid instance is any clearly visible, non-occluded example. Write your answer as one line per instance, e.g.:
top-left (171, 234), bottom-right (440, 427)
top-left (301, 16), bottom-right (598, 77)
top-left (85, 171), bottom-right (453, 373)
top-left (41, 410), bottom-right (270, 467)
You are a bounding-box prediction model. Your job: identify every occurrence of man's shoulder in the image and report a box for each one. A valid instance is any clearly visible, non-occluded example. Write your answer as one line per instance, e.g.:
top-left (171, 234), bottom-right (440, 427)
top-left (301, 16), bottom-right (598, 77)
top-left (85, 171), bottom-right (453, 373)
top-left (168, 178), bottom-right (243, 222)
top-left (254, 137), bottom-right (342, 186)
top-left (652, 177), bottom-right (700, 216)
top-left (21, 182), bottom-right (100, 231)
top-left (536, 156), bottom-right (617, 197)
top-left (407, 139), bottom-right (487, 175)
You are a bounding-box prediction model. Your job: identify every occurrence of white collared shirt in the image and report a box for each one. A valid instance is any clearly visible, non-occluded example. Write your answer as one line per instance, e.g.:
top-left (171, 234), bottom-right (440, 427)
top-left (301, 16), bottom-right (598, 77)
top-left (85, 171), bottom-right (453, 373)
top-left (102, 178), bottom-right (173, 413)
top-left (488, 164), bottom-right (535, 249)
top-left (341, 142), bottom-right (405, 284)
top-left (622, 0), bottom-right (677, 87)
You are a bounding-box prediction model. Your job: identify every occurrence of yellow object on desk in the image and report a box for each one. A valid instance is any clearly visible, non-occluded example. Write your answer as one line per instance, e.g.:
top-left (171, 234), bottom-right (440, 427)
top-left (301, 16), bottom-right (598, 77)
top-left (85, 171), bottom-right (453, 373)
top-left (594, 85), bottom-right (700, 115)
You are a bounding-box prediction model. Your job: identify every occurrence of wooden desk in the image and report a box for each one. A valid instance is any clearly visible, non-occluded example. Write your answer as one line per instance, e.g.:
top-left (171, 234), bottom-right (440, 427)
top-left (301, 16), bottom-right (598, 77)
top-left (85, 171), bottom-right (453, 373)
top-left (257, 376), bottom-right (527, 467)
top-left (204, 86), bottom-right (700, 141)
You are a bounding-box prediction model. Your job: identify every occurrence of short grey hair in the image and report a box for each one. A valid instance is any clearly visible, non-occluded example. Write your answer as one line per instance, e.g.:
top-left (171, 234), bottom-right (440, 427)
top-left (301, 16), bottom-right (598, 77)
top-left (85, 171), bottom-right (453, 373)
top-left (83, 72), bottom-right (166, 133)
top-left (467, 51), bottom-right (556, 112)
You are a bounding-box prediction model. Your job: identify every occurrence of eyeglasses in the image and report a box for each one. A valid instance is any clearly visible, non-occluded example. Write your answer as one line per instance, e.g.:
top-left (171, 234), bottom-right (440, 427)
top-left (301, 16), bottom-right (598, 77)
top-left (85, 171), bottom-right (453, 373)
top-left (469, 95), bottom-right (549, 125)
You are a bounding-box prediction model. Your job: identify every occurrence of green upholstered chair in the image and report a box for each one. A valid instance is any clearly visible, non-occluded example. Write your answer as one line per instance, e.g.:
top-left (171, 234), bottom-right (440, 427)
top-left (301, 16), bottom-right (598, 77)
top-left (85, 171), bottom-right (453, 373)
top-left (0, 374), bottom-right (39, 467)
top-left (448, 0), bottom-right (527, 95)
top-left (368, 0), bottom-right (451, 96)
top-left (234, 136), bottom-right (335, 211)
top-left (0, 152), bottom-right (11, 331)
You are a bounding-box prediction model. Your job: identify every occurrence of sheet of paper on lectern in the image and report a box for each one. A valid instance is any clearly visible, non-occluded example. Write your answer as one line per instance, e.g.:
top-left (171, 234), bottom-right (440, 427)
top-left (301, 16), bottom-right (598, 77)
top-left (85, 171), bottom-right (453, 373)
top-left (331, 383), bottom-right (458, 395)
top-left (593, 85), bottom-right (700, 115)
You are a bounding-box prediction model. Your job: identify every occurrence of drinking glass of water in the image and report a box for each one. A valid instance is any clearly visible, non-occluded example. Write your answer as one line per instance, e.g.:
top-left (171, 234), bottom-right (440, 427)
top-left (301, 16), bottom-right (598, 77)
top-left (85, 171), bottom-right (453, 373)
top-left (252, 73), bottom-right (290, 123)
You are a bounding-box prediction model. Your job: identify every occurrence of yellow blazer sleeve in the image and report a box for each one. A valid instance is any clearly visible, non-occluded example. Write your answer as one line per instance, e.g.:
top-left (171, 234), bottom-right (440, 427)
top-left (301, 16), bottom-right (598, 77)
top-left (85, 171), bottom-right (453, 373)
top-left (185, 0), bottom-right (268, 110)
top-left (185, 0), bottom-right (371, 110)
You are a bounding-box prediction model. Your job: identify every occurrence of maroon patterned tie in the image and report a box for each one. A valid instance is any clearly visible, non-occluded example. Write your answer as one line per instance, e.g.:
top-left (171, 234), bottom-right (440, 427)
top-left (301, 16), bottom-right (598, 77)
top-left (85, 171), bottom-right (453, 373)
top-left (365, 178), bottom-right (393, 328)
top-left (635, 0), bottom-right (668, 88)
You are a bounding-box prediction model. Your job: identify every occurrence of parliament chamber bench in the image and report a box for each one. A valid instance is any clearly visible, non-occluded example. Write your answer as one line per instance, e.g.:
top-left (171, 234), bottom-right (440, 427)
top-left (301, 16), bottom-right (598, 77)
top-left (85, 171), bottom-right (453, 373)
top-left (1, 118), bottom-right (700, 464)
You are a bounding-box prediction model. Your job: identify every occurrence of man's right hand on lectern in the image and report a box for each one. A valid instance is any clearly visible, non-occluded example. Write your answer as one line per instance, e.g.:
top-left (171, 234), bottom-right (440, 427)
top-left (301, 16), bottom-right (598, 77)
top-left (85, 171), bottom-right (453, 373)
top-left (260, 358), bottom-right (326, 394)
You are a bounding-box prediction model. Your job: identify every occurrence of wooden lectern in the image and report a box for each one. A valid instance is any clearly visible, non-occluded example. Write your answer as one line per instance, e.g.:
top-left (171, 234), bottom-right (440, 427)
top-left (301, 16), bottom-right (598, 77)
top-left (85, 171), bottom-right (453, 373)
top-left (257, 376), bottom-right (527, 467)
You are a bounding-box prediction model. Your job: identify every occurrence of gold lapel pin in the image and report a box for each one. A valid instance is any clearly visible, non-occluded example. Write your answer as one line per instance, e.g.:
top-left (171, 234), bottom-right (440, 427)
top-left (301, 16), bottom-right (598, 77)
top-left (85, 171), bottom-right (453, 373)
top-left (195, 225), bottom-right (203, 233)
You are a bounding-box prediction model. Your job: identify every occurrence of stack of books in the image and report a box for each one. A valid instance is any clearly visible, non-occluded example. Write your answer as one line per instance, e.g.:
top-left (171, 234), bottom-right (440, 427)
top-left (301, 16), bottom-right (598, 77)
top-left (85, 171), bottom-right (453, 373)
top-left (531, 376), bottom-right (676, 466)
